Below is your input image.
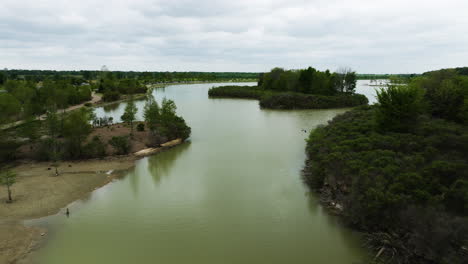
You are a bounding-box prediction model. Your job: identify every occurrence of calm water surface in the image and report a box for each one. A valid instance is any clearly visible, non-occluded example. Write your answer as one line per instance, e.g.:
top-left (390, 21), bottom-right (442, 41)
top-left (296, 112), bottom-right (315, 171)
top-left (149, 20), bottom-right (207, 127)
top-left (27, 81), bottom-right (378, 264)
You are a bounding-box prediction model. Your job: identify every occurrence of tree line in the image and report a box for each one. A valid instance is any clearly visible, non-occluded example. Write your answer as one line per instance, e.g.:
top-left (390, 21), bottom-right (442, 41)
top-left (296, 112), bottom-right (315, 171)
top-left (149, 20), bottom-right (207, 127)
top-left (0, 79), bottom-right (92, 124)
top-left (0, 69), bottom-right (259, 84)
top-left (258, 66), bottom-right (357, 95)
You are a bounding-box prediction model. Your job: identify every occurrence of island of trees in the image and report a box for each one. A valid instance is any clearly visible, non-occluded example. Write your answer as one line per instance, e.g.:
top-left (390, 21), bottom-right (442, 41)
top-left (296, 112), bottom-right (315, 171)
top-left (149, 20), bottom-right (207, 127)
top-left (208, 67), bottom-right (368, 109)
top-left (304, 68), bottom-right (468, 263)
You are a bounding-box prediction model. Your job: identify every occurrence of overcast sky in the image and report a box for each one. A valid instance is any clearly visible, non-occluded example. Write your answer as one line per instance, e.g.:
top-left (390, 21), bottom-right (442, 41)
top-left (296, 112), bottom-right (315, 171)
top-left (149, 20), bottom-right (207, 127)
top-left (1, 0), bottom-right (467, 73)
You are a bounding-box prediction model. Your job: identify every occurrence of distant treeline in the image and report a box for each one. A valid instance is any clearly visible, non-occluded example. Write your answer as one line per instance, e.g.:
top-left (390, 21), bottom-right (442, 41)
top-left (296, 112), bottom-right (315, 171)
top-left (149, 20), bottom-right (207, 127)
top-left (0, 79), bottom-right (92, 123)
top-left (357, 73), bottom-right (418, 80)
top-left (0, 69), bottom-right (259, 83)
top-left (423, 66), bottom-right (468, 76)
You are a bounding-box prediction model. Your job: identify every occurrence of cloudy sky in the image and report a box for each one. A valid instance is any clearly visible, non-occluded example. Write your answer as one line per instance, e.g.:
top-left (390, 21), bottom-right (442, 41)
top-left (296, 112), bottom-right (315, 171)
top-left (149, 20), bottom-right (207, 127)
top-left (1, 0), bottom-right (467, 73)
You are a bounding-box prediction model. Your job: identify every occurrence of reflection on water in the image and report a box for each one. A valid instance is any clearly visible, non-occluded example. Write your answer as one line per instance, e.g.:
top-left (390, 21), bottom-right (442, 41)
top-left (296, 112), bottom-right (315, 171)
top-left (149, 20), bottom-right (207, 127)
top-left (147, 142), bottom-right (191, 186)
top-left (31, 82), bottom-right (373, 264)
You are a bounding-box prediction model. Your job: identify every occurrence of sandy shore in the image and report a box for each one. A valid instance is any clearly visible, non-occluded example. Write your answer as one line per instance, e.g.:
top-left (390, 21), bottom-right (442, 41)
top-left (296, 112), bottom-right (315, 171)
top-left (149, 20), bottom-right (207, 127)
top-left (0, 139), bottom-right (182, 264)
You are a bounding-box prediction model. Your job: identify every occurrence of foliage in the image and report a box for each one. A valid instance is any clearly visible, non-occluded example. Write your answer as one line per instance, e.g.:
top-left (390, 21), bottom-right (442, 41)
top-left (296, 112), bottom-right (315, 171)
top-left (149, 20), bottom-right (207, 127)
top-left (0, 170), bottom-right (16, 202)
top-left (258, 66), bottom-right (357, 95)
top-left (208, 85), bottom-right (264, 99)
top-left (159, 98), bottom-right (191, 140)
top-left (143, 93), bottom-right (160, 131)
top-left (375, 84), bottom-right (425, 132)
top-left (208, 86), bottom-right (368, 109)
top-left (259, 93), bottom-right (368, 109)
top-left (62, 108), bottom-right (93, 159)
top-left (83, 136), bottom-right (107, 159)
top-left (108, 136), bottom-right (131, 155)
top-left (121, 99), bottom-right (138, 134)
top-left (137, 123), bottom-right (145, 131)
top-left (304, 98), bottom-right (468, 263)
top-left (413, 69), bottom-right (468, 123)
top-left (0, 136), bottom-right (20, 162)
top-left (0, 93), bottom-right (21, 124)
top-left (102, 90), bottom-right (121, 102)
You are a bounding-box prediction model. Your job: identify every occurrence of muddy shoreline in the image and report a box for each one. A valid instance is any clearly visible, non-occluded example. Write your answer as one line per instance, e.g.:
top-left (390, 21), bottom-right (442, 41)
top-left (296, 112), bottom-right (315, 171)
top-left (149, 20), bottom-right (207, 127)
top-left (0, 139), bottom-right (183, 264)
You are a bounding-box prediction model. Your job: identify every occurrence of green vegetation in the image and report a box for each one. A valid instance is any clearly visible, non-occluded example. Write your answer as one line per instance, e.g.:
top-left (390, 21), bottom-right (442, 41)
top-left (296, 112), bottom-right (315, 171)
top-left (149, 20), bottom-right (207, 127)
top-left (0, 170), bottom-right (16, 203)
top-left (1, 69), bottom-right (259, 83)
top-left (259, 67), bottom-right (356, 94)
top-left (208, 85), bottom-right (265, 99)
top-left (259, 93), bottom-right (368, 109)
top-left (144, 95), bottom-right (191, 146)
top-left (208, 67), bottom-right (368, 109)
top-left (109, 136), bottom-right (131, 155)
top-left (304, 68), bottom-right (468, 263)
top-left (121, 98), bottom-right (138, 135)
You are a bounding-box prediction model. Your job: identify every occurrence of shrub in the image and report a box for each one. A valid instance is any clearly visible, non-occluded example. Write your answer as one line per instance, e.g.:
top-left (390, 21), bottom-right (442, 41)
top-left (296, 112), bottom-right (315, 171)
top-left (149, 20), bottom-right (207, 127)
top-left (375, 85), bottom-right (425, 132)
top-left (304, 105), bottom-right (468, 263)
top-left (208, 86), bottom-right (264, 99)
top-left (259, 93), bottom-right (368, 109)
top-left (102, 90), bottom-right (121, 102)
top-left (108, 136), bottom-right (131, 155)
top-left (137, 123), bottom-right (145, 131)
top-left (83, 136), bottom-right (106, 158)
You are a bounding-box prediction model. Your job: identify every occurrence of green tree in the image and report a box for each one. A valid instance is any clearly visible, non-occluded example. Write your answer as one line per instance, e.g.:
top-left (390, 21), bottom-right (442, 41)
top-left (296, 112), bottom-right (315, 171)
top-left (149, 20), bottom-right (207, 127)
top-left (144, 93), bottom-right (160, 132)
top-left (44, 107), bottom-right (63, 167)
top-left (121, 98), bottom-right (138, 135)
top-left (376, 84), bottom-right (425, 132)
top-left (344, 71), bottom-right (357, 93)
top-left (63, 108), bottom-right (93, 158)
top-left (0, 170), bottom-right (16, 203)
top-left (0, 93), bottom-right (21, 124)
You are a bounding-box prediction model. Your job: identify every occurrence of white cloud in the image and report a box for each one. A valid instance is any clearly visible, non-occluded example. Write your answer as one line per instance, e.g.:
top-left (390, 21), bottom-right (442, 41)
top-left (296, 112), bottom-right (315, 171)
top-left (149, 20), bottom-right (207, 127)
top-left (0, 0), bottom-right (467, 73)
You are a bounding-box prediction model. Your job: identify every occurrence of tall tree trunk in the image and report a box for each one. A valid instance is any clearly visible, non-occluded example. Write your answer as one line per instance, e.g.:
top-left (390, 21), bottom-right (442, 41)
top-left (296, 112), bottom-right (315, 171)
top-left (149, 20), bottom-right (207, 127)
top-left (7, 185), bottom-right (12, 202)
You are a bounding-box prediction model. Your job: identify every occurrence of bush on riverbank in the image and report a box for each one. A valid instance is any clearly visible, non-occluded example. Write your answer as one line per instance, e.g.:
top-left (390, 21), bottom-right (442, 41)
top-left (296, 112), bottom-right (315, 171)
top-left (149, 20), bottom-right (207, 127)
top-left (304, 69), bottom-right (468, 263)
top-left (208, 86), bottom-right (368, 109)
top-left (208, 85), bottom-right (265, 99)
top-left (259, 92), bottom-right (368, 109)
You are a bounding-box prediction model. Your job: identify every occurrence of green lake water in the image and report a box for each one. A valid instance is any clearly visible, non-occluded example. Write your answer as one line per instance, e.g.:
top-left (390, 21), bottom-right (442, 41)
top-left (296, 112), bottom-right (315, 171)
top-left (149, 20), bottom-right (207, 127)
top-left (26, 81), bottom-right (377, 264)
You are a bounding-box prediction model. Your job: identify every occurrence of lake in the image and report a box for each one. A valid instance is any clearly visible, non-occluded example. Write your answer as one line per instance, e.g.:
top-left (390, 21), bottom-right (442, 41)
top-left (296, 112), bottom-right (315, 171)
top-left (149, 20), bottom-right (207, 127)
top-left (28, 81), bottom-right (379, 264)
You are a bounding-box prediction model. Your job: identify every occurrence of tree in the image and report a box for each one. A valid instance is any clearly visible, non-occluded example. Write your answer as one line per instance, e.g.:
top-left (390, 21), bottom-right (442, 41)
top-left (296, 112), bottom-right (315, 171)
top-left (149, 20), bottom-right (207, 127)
top-left (344, 71), bottom-right (357, 93)
top-left (43, 107), bottom-right (63, 166)
top-left (0, 93), bottom-right (21, 124)
top-left (336, 67), bottom-right (356, 93)
top-left (0, 170), bottom-right (16, 203)
top-left (376, 84), bottom-right (425, 132)
top-left (121, 98), bottom-right (138, 135)
top-left (144, 93), bottom-right (160, 132)
top-left (63, 108), bottom-right (93, 159)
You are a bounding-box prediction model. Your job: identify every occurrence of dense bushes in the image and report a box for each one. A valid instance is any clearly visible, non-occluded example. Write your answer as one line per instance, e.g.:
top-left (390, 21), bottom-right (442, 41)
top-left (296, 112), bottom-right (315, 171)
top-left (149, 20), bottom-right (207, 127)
top-left (102, 90), bottom-right (121, 102)
top-left (208, 86), bottom-right (368, 109)
top-left (108, 136), bottom-right (131, 155)
top-left (208, 85), bottom-right (265, 99)
top-left (259, 93), bottom-right (368, 109)
top-left (304, 69), bottom-right (468, 263)
top-left (83, 136), bottom-right (107, 158)
top-left (0, 80), bottom-right (92, 120)
top-left (259, 66), bottom-right (356, 95)
top-left (144, 96), bottom-right (191, 145)
top-left (375, 85), bottom-right (425, 132)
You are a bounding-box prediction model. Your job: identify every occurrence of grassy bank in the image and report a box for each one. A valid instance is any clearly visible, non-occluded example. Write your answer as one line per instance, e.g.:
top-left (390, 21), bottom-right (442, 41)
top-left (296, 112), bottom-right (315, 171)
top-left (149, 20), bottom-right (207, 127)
top-left (208, 85), bottom-right (368, 109)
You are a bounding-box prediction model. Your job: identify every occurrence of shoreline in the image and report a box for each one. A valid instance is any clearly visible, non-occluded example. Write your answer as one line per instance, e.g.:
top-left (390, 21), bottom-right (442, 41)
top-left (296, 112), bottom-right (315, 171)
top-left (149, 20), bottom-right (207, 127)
top-left (0, 139), bottom-right (184, 264)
